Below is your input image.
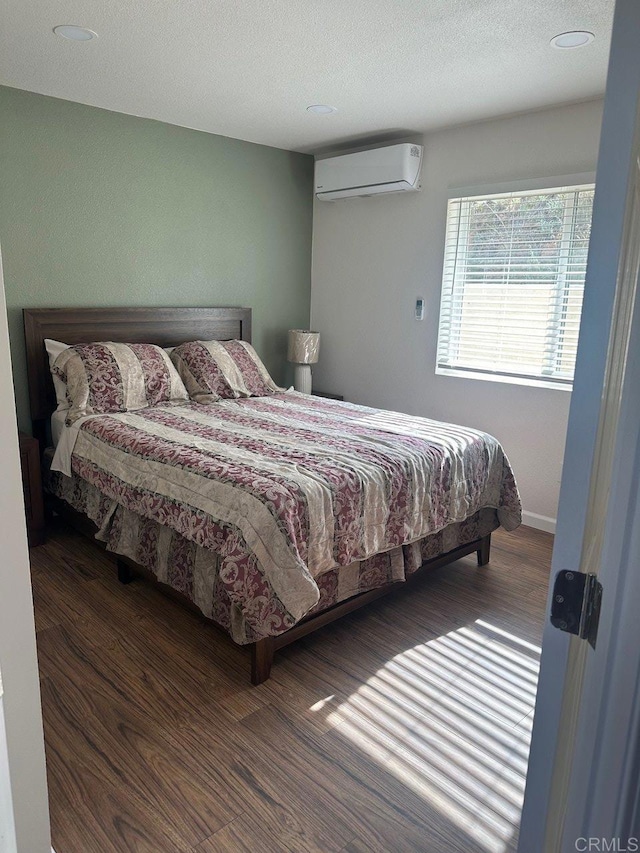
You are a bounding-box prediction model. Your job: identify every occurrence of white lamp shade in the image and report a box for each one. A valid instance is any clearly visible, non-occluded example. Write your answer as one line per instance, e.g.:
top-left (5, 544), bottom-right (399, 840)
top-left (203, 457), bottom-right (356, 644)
top-left (288, 330), bottom-right (320, 364)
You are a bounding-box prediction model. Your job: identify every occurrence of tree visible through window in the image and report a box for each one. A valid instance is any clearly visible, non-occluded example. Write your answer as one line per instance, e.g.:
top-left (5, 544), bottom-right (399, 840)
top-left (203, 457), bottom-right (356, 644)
top-left (436, 184), bottom-right (595, 387)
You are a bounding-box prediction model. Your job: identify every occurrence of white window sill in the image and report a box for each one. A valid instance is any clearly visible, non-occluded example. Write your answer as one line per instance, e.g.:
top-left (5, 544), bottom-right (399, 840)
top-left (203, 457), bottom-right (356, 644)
top-left (435, 366), bottom-right (573, 392)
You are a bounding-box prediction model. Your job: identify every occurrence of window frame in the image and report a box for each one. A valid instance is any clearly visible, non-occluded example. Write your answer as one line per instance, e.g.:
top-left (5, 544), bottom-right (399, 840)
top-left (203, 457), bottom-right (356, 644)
top-left (435, 173), bottom-right (596, 392)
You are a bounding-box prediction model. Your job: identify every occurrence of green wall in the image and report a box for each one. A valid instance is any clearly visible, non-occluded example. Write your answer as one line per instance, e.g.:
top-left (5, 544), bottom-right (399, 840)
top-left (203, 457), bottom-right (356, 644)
top-left (0, 86), bottom-right (314, 430)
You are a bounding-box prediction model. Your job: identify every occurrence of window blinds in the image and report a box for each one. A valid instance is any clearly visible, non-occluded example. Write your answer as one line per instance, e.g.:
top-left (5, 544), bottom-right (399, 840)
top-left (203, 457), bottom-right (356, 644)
top-left (436, 184), bottom-right (595, 386)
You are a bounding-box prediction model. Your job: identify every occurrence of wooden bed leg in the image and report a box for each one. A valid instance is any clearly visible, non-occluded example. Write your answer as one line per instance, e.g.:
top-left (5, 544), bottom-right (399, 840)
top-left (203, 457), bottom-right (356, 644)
top-left (117, 559), bottom-right (135, 585)
top-left (251, 638), bottom-right (275, 685)
top-left (477, 534), bottom-right (491, 567)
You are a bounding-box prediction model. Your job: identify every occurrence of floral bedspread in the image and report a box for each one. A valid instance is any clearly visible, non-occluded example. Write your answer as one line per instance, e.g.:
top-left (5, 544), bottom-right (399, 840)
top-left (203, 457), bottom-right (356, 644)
top-left (53, 392), bottom-right (521, 640)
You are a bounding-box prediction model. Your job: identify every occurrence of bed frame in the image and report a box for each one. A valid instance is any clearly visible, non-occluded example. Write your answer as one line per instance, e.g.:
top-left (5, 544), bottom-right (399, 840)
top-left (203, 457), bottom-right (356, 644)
top-left (23, 306), bottom-right (491, 684)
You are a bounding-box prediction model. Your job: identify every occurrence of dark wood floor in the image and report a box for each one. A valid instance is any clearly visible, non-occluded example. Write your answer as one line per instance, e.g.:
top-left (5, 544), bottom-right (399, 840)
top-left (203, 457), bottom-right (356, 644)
top-left (30, 521), bottom-right (553, 853)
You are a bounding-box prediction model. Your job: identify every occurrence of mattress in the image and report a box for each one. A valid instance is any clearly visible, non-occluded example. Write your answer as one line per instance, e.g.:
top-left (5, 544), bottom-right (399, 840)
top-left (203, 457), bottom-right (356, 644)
top-left (47, 463), bottom-right (501, 643)
top-left (47, 391), bottom-right (521, 642)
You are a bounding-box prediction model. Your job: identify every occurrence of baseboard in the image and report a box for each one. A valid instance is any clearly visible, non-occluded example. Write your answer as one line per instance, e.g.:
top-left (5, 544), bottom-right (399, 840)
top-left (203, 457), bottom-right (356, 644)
top-left (522, 510), bottom-right (557, 534)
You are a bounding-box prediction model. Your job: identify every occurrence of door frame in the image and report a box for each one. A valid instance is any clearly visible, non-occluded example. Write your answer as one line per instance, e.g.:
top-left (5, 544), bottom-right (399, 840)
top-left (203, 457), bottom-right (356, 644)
top-left (562, 219), bottom-right (640, 844)
top-left (519, 0), bottom-right (640, 848)
top-left (0, 248), bottom-right (51, 852)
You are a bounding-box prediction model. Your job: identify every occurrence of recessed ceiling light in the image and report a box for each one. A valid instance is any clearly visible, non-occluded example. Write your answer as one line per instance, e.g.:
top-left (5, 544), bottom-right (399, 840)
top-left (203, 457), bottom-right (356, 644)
top-left (53, 25), bottom-right (97, 41)
top-left (306, 104), bottom-right (337, 115)
top-left (550, 31), bottom-right (594, 49)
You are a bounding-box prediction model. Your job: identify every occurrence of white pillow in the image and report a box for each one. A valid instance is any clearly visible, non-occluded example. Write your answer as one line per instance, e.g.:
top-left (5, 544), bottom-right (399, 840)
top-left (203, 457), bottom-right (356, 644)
top-left (45, 338), bottom-right (71, 410)
top-left (50, 409), bottom-right (68, 447)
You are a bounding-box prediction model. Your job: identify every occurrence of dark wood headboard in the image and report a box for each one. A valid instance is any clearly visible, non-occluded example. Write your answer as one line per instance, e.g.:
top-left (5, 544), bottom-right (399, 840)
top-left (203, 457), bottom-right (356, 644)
top-left (23, 306), bottom-right (252, 442)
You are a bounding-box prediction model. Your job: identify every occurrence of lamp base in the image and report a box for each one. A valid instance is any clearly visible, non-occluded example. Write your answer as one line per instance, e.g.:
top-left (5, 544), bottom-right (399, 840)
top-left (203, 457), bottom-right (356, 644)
top-left (293, 363), bottom-right (312, 394)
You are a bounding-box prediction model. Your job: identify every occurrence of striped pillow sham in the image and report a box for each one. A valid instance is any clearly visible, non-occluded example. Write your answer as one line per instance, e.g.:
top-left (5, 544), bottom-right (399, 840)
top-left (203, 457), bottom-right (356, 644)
top-left (53, 342), bottom-right (189, 424)
top-left (170, 339), bottom-right (281, 402)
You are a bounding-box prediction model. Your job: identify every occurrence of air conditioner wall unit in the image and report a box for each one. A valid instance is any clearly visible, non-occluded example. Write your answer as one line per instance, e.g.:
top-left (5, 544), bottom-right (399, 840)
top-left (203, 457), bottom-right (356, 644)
top-left (314, 143), bottom-right (423, 200)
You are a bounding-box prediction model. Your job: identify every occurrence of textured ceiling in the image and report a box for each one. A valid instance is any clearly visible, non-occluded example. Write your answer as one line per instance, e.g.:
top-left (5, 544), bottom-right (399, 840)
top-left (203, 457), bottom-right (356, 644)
top-left (0, 0), bottom-right (614, 153)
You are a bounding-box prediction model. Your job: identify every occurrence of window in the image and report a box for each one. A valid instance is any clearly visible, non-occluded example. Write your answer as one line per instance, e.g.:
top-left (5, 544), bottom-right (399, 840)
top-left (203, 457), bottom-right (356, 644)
top-left (436, 183), bottom-right (595, 388)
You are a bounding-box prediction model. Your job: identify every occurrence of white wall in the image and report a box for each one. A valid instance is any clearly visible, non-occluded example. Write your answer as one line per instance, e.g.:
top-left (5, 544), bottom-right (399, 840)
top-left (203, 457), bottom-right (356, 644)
top-left (0, 694), bottom-right (17, 853)
top-left (0, 249), bottom-right (50, 852)
top-left (310, 99), bottom-right (604, 528)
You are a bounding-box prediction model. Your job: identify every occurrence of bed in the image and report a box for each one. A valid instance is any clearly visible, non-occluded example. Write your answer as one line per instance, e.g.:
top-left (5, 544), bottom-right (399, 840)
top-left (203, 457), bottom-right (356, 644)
top-left (24, 306), bottom-right (522, 683)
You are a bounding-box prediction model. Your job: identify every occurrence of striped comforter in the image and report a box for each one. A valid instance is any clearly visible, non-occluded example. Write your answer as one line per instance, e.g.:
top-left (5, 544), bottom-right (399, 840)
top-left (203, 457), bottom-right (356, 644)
top-left (64, 391), bottom-right (522, 636)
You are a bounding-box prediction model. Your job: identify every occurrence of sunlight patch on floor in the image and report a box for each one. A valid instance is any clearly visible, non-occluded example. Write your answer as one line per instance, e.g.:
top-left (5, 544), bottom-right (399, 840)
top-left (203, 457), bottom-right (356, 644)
top-left (323, 619), bottom-right (541, 853)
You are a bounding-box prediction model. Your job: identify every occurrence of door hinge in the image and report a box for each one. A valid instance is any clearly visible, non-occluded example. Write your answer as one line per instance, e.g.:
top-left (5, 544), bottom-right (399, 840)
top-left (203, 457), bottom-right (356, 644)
top-left (550, 570), bottom-right (603, 649)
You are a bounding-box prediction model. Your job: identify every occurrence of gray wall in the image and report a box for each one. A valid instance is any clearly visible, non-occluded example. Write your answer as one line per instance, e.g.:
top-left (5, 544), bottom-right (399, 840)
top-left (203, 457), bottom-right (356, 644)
top-left (311, 99), bottom-right (604, 527)
top-left (0, 86), bottom-right (314, 430)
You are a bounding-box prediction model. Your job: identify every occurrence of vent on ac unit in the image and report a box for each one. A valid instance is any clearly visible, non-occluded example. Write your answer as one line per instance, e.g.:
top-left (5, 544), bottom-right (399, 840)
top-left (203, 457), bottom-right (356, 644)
top-left (314, 143), bottom-right (423, 201)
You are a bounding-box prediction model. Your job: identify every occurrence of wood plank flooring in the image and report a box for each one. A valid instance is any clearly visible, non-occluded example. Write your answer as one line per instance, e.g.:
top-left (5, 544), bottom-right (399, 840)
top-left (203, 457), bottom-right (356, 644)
top-left (30, 521), bottom-right (553, 853)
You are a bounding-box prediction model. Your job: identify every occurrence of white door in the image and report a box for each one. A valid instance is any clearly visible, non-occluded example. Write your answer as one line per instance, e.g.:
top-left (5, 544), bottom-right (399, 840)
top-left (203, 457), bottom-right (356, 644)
top-left (519, 0), bottom-right (640, 849)
top-left (0, 249), bottom-right (51, 851)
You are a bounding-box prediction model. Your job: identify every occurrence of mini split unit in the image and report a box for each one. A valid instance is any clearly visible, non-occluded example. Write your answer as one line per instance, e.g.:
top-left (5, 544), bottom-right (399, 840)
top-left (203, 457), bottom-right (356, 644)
top-left (314, 143), bottom-right (423, 200)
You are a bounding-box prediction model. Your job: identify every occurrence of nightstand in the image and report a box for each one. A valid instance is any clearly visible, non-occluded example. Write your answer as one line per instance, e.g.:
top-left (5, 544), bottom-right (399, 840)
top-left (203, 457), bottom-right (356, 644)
top-left (19, 433), bottom-right (45, 547)
top-left (312, 390), bottom-right (344, 401)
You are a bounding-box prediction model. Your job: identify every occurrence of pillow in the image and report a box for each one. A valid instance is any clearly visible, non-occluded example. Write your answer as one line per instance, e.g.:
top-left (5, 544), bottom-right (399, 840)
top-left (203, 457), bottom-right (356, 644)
top-left (50, 409), bottom-right (67, 447)
top-left (171, 339), bottom-right (281, 402)
top-left (53, 342), bottom-right (189, 424)
top-left (45, 339), bottom-right (71, 411)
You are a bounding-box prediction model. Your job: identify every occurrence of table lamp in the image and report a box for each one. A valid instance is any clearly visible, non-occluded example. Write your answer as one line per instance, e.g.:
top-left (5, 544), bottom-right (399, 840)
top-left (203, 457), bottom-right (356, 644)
top-left (288, 330), bottom-right (320, 394)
